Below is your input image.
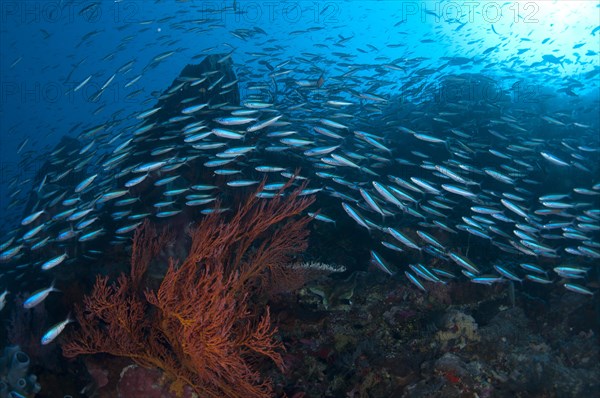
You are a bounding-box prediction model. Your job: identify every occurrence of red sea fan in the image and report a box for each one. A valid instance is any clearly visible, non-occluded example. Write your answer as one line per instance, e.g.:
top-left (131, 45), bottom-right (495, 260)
top-left (62, 184), bottom-right (314, 397)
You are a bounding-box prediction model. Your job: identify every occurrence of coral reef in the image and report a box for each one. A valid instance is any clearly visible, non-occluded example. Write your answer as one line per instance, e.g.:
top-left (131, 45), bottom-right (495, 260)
top-left (272, 272), bottom-right (600, 398)
top-left (435, 309), bottom-right (480, 349)
top-left (116, 364), bottom-right (195, 398)
top-left (62, 183), bottom-right (314, 397)
top-left (0, 345), bottom-right (41, 398)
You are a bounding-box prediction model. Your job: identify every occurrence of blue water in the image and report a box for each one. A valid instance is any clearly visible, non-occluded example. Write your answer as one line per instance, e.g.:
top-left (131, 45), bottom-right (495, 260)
top-left (1, 2), bottom-right (598, 210)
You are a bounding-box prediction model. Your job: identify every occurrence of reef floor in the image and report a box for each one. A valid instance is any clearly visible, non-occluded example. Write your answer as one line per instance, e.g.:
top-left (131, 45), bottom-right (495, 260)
top-left (19, 269), bottom-right (598, 398)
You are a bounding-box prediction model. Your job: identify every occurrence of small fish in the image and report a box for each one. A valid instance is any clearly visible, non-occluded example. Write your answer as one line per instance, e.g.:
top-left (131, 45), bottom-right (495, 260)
top-left (41, 316), bottom-right (74, 345)
top-left (99, 73), bottom-right (116, 91)
top-left (247, 115), bottom-right (283, 132)
top-left (327, 100), bottom-right (353, 106)
top-left (163, 188), bottom-right (188, 197)
top-left (320, 118), bottom-right (348, 130)
top-left (0, 290), bottom-right (8, 311)
top-left (21, 210), bottom-right (45, 226)
top-left (255, 166), bottom-right (286, 173)
top-left (23, 282), bottom-right (59, 309)
top-left (370, 250), bottom-right (395, 276)
top-left (262, 183), bottom-right (286, 191)
top-left (405, 271), bottom-right (427, 292)
top-left (448, 252), bottom-right (480, 274)
top-left (304, 145), bottom-right (340, 157)
top-left (125, 74), bottom-right (142, 88)
top-left (191, 184), bottom-right (218, 191)
top-left (219, 146), bottom-right (256, 157)
top-left (182, 103), bottom-right (209, 114)
top-left (361, 136), bottom-right (391, 152)
top-left (136, 107), bottom-right (162, 119)
top-left (410, 264), bottom-right (441, 283)
top-left (125, 174), bottom-right (149, 188)
top-left (314, 126), bottom-right (343, 139)
top-left (373, 182), bottom-right (404, 208)
top-left (416, 230), bottom-right (445, 250)
top-left (493, 265), bottom-right (522, 282)
top-left (208, 74), bottom-right (225, 90)
top-left (10, 56), bottom-right (22, 69)
top-left (186, 198), bottom-right (217, 206)
top-left (205, 159), bottom-right (235, 167)
top-left (540, 151), bottom-right (569, 167)
top-left (22, 223), bottom-right (46, 240)
top-left (578, 246), bottom-right (600, 258)
top-left (79, 140), bottom-right (95, 155)
top-left (280, 138), bottom-right (313, 146)
top-left (342, 203), bottom-right (371, 230)
top-left (308, 212), bottom-right (336, 224)
top-left (500, 198), bottom-right (529, 219)
top-left (132, 161), bottom-right (167, 173)
top-left (484, 168), bottom-right (515, 184)
top-left (155, 210), bottom-right (182, 218)
top-left (97, 190), bottom-right (129, 203)
top-left (413, 133), bottom-right (445, 143)
top-left (0, 238), bottom-right (15, 252)
top-left (226, 180), bottom-right (260, 187)
top-left (411, 178), bottom-right (441, 195)
top-left (554, 266), bottom-right (588, 279)
top-left (152, 50), bottom-right (175, 63)
top-left (67, 208), bottom-right (94, 222)
top-left (564, 283), bottom-right (594, 296)
top-left (471, 276), bottom-right (505, 285)
top-left (244, 101), bottom-right (273, 109)
top-left (215, 116), bottom-right (257, 125)
top-left (212, 128), bottom-right (245, 140)
top-left (519, 263), bottom-right (546, 274)
top-left (381, 241), bottom-right (404, 252)
top-left (213, 169), bottom-right (241, 176)
top-left (525, 274), bottom-right (553, 284)
top-left (441, 184), bottom-right (477, 200)
top-left (386, 227), bottom-right (420, 251)
top-left (0, 245), bottom-right (23, 262)
top-left (115, 222), bottom-right (142, 234)
top-left (41, 253), bottom-right (68, 271)
top-left (154, 176), bottom-right (180, 186)
top-left (74, 75), bottom-right (92, 92)
top-left (76, 217), bottom-right (99, 230)
top-left (360, 189), bottom-right (386, 216)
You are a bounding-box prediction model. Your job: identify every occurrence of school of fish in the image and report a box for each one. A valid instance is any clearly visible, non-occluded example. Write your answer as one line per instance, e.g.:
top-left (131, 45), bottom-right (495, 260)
top-left (0, 1), bottom-right (598, 344)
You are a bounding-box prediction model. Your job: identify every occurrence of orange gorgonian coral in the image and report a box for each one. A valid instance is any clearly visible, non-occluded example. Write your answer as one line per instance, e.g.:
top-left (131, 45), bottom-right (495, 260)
top-left (63, 184), bottom-right (314, 397)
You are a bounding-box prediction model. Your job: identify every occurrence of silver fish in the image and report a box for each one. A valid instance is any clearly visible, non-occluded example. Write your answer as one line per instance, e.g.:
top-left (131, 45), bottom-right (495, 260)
top-left (41, 316), bottom-right (74, 345)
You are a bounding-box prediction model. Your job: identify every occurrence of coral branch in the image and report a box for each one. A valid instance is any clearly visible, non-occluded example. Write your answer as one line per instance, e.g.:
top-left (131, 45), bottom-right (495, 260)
top-left (63, 184), bottom-right (314, 397)
top-left (130, 220), bottom-right (173, 289)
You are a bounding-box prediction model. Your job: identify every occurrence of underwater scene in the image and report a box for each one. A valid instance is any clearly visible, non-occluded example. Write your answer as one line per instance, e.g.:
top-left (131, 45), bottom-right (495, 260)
top-left (0, 1), bottom-right (599, 397)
